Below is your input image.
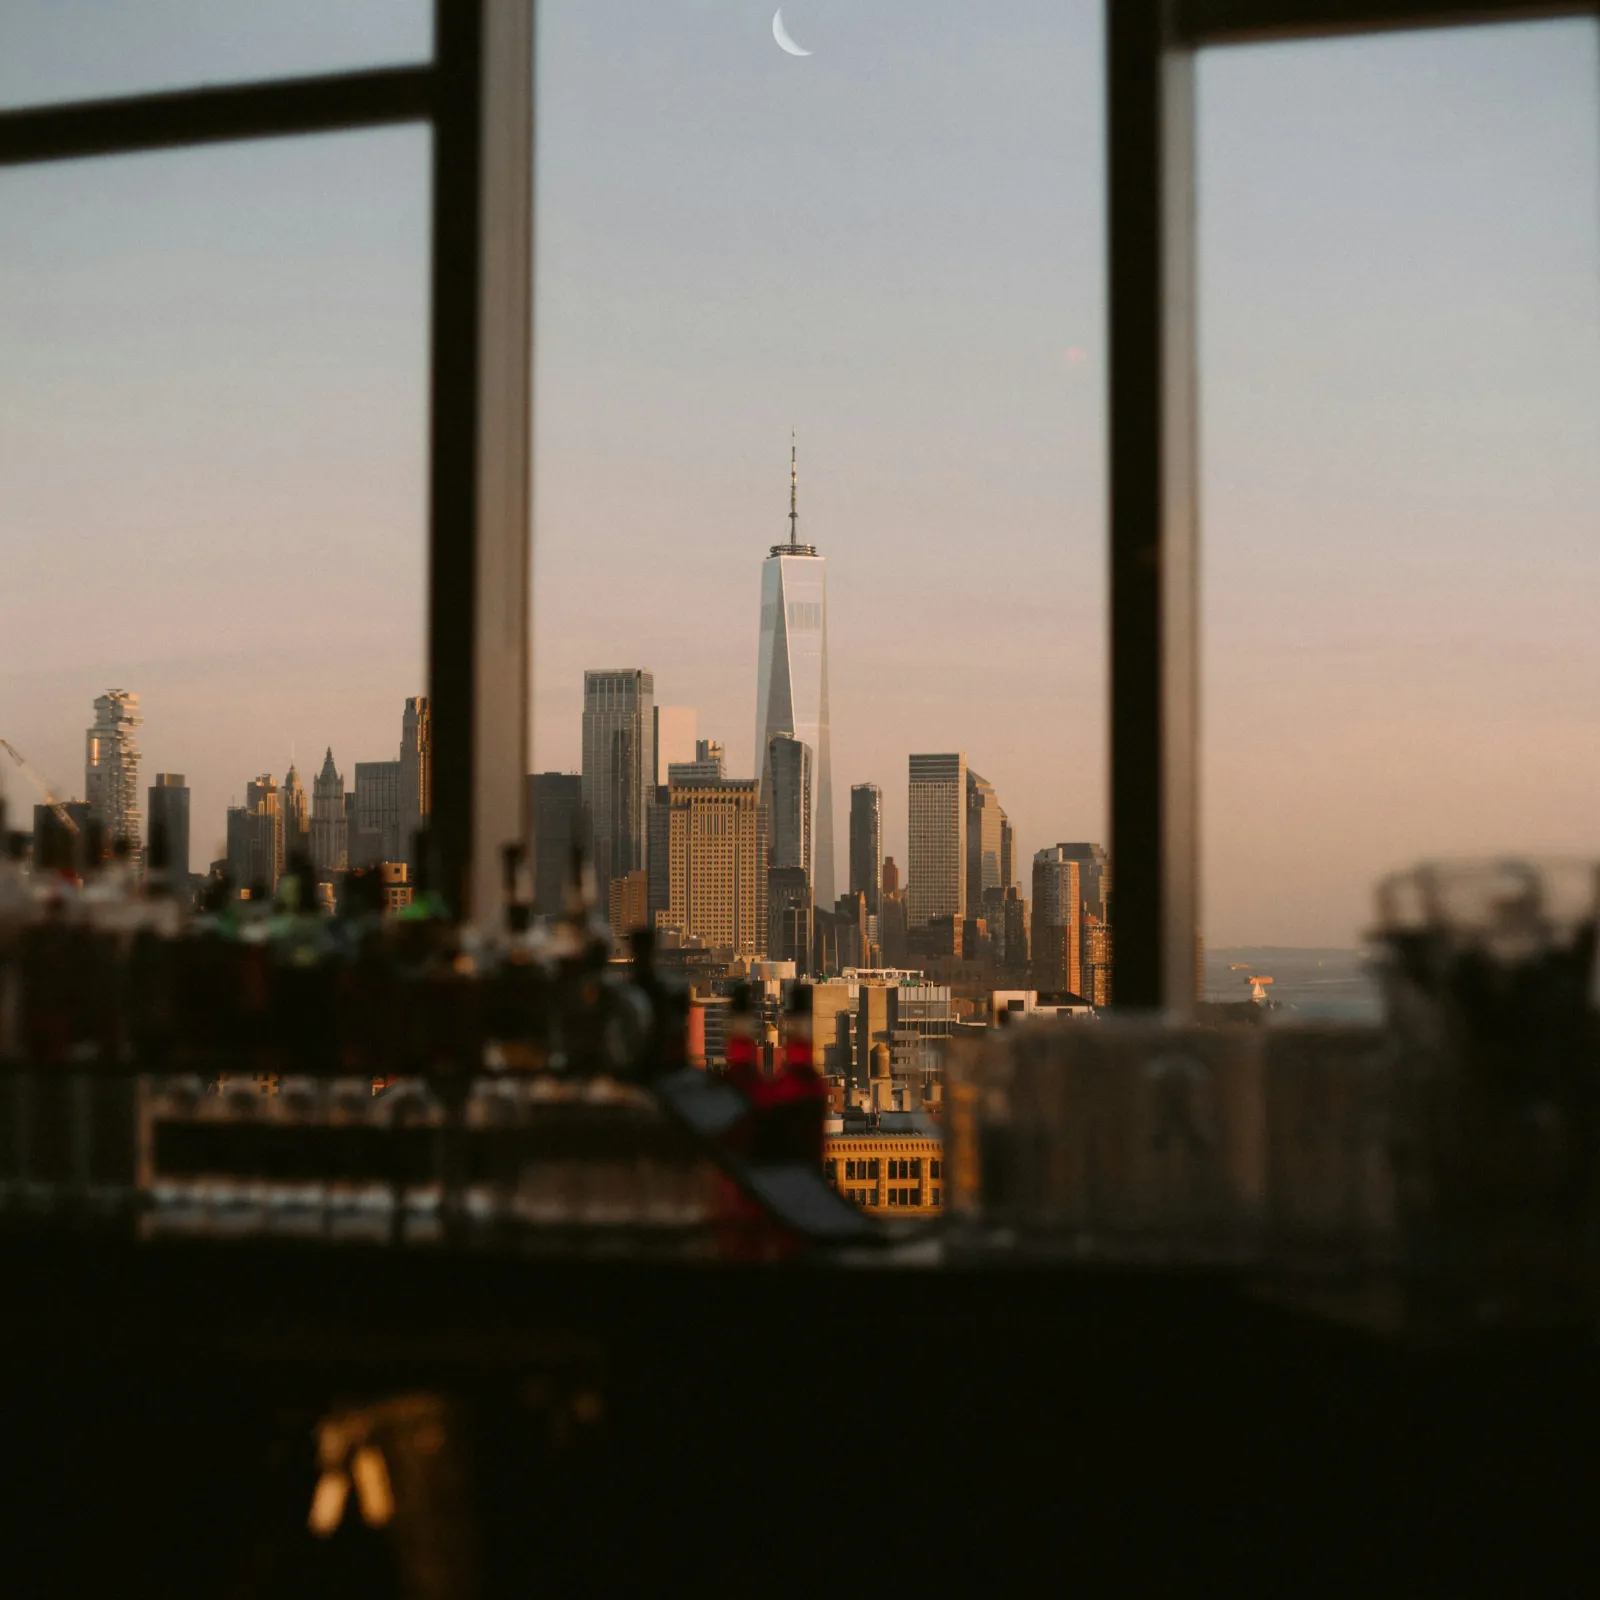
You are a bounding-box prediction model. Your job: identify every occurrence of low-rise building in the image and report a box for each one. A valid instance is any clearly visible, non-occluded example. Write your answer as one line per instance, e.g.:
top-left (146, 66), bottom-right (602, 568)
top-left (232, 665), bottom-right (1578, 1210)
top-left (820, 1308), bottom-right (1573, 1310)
top-left (989, 988), bottom-right (1093, 1024)
top-left (823, 1107), bottom-right (944, 1215)
top-left (379, 861), bottom-right (414, 914)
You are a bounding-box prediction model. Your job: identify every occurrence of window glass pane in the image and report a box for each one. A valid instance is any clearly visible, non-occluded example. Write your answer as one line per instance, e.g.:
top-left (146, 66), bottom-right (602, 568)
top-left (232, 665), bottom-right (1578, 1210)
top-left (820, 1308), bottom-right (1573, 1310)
top-left (0, 131), bottom-right (430, 882)
top-left (1197, 20), bottom-right (1600, 1018)
top-left (532, 0), bottom-right (1105, 959)
top-left (0, 0), bottom-right (432, 110)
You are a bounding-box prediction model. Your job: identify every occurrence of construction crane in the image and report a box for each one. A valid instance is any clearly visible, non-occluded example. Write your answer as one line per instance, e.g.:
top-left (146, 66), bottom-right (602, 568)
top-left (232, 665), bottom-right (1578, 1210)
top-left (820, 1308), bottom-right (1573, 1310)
top-left (0, 739), bottom-right (78, 833)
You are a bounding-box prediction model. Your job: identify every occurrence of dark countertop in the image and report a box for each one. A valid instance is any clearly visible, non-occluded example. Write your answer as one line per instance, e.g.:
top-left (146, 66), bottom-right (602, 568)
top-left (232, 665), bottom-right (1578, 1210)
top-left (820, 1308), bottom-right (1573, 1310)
top-left (0, 1231), bottom-right (1594, 1594)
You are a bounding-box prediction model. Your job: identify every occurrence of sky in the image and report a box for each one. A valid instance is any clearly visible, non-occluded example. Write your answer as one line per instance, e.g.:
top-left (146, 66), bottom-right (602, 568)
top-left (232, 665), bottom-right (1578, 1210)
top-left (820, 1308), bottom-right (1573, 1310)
top-left (0, 2), bottom-right (1596, 945)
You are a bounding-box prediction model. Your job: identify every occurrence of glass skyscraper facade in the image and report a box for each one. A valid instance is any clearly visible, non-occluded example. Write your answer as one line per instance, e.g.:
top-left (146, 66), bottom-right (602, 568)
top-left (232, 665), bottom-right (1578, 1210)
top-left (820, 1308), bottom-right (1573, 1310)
top-left (582, 668), bottom-right (655, 909)
top-left (753, 440), bottom-right (834, 906)
top-left (908, 752), bottom-right (967, 928)
top-left (849, 782), bottom-right (882, 915)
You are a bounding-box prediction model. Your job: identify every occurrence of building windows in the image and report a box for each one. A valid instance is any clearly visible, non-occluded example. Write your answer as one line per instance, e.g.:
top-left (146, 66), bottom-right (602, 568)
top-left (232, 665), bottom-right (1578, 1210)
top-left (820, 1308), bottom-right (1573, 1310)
top-left (930, 1159), bottom-right (941, 1180)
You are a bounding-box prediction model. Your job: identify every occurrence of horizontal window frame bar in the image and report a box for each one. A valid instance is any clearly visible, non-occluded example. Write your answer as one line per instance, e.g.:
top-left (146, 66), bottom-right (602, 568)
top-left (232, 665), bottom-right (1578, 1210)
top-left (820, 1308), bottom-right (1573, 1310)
top-left (0, 63), bottom-right (435, 168)
top-left (1176, 0), bottom-right (1598, 45)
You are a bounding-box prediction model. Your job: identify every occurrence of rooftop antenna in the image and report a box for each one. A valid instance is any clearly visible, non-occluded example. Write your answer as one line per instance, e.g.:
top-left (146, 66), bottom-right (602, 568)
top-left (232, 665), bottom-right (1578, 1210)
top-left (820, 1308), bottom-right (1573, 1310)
top-left (789, 427), bottom-right (799, 547)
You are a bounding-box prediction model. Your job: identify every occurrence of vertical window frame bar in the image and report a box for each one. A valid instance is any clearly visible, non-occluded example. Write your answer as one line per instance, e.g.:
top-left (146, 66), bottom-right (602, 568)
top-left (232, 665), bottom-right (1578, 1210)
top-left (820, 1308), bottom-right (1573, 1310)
top-left (1108, 0), bottom-right (1597, 1012)
top-left (1108, 1), bottom-right (1200, 1014)
top-left (428, 0), bottom-right (535, 923)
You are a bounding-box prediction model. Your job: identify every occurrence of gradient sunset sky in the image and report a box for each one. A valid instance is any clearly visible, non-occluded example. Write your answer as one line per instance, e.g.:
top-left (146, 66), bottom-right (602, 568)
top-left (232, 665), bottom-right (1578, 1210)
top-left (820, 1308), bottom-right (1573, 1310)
top-left (1, 1), bottom-right (1596, 944)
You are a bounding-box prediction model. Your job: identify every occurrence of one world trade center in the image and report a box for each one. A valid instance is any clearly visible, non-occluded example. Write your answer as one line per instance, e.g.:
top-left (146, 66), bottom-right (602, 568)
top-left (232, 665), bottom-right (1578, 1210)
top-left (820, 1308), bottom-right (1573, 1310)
top-left (754, 435), bottom-right (834, 906)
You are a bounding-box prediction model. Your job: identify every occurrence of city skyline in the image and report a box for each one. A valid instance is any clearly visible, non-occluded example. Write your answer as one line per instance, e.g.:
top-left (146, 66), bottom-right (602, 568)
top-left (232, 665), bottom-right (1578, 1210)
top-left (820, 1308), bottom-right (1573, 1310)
top-left (3, 6), bottom-right (1597, 945)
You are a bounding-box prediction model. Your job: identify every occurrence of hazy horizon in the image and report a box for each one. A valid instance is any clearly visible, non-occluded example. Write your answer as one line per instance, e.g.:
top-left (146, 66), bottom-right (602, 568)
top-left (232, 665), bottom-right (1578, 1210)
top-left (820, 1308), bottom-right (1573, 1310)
top-left (2, 4), bottom-right (1596, 943)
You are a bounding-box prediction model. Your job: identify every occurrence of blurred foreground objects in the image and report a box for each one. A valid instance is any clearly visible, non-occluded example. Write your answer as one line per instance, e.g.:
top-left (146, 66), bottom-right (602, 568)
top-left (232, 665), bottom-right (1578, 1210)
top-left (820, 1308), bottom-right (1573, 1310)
top-left (1376, 859), bottom-right (1600, 1332)
top-left (0, 828), bottom-right (900, 1261)
top-left (949, 855), bottom-right (1600, 1339)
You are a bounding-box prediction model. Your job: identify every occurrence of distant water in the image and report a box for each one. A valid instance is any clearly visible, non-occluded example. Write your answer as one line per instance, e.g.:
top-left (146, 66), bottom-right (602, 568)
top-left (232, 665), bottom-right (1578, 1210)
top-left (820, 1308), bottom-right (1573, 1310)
top-left (1204, 947), bottom-right (1383, 1025)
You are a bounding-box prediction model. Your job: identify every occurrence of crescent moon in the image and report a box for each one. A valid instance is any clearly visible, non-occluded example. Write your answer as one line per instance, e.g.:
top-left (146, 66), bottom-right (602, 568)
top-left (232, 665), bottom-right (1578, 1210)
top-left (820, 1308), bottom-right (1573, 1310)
top-left (772, 8), bottom-right (812, 57)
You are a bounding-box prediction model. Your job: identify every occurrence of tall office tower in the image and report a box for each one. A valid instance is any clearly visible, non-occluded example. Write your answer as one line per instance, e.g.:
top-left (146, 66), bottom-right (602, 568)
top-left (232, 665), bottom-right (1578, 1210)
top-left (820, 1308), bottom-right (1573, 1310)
top-left (245, 773), bottom-right (284, 888)
top-left (1002, 886), bottom-right (1030, 980)
top-left (527, 771), bottom-right (586, 917)
top-left (981, 884), bottom-right (1008, 961)
top-left (1056, 841), bottom-right (1110, 922)
top-left (582, 669), bottom-right (655, 910)
top-left (1055, 841), bottom-right (1110, 997)
top-left (999, 815), bottom-right (1015, 893)
top-left (754, 435), bottom-right (834, 905)
top-left (849, 783), bottom-right (882, 914)
top-left (1031, 846), bottom-right (1084, 995)
top-left (1030, 842), bottom-right (1110, 996)
top-left (225, 806), bottom-right (268, 896)
top-left (344, 793), bottom-right (382, 871)
top-left (84, 689), bottom-right (143, 849)
top-left (834, 890), bottom-right (872, 970)
top-left (882, 856), bottom-right (900, 897)
top-left (965, 769), bottom-right (1006, 912)
top-left (227, 774), bottom-right (282, 896)
top-left (768, 865), bottom-right (813, 972)
top-left (400, 696), bottom-right (432, 869)
top-left (668, 740), bottom-right (725, 786)
top-left (355, 760), bottom-right (403, 864)
top-left (908, 753), bottom-right (967, 928)
top-left (1084, 912), bottom-right (1113, 1007)
top-left (880, 895), bottom-right (908, 967)
top-left (646, 785), bottom-right (672, 920)
top-left (147, 774), bottom-right (191, 880)
top-left (282, 764), bottom-right (309, 865)
top-left (765, 733), bottom-right (812, 877)
top-left (653, 706), bottom-right (697, 780)
top-left (311, 749), bottom-right (348, 879)
top-left (608, 870), bottom-right (649, 941)
top-left (667, 776), bottom-right (767, 958)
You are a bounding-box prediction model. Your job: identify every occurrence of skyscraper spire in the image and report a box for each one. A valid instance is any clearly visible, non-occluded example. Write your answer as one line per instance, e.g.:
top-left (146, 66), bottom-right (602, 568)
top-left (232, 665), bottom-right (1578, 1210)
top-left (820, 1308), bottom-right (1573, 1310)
top-left (789, 427), bottom-right (799, 547)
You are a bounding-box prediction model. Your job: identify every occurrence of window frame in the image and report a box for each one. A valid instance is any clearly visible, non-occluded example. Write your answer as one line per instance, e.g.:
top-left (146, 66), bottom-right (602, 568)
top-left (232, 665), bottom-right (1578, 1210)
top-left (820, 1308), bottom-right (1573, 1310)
top-left (1108, 0), bottom-right (1600, 1009)
top-left (3, 1), bottom-right (1591, 973)
top-left (0, 0), bottom-right (533, 926)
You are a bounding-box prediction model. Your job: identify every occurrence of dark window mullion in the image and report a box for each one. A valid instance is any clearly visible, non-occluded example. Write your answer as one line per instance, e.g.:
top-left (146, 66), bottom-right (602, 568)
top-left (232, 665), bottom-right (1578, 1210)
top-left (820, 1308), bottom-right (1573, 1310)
top-left (0, 64), bottom-right (434, 167)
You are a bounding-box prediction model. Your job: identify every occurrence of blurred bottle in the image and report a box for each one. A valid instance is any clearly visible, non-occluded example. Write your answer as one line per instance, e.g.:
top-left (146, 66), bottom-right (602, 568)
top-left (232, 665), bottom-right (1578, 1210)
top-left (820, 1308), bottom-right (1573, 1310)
top-left (0, 815), bottom-right (28, 1060)
top-left (630, 928), bottom-right (688, 1082)
top-left (724, 983), bottom-right (760, 1095)
top-left (760, 981), bottom-right (827, 1167)
top-left (0, 815), bottom-right (28, 1205)
top-left (486, 845), bottom-right (550, 1075)
top-left (269, 852), bottom-right (339, 1079)
top-left (128, 817), bottom-right (184, 1066)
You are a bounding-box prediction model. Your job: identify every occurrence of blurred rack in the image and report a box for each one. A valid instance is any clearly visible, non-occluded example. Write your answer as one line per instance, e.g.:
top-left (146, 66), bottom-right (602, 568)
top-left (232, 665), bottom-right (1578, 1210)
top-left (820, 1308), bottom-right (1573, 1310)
top-left (0, 1057), bottom-right (896, 1259)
